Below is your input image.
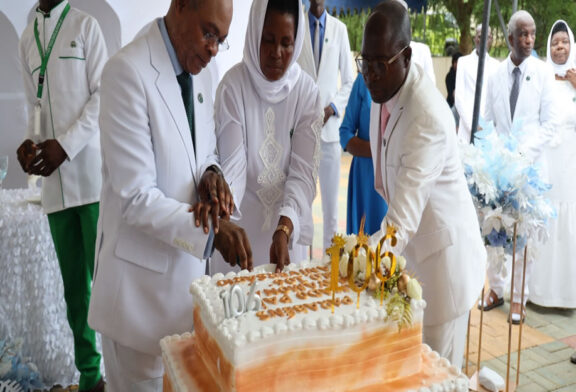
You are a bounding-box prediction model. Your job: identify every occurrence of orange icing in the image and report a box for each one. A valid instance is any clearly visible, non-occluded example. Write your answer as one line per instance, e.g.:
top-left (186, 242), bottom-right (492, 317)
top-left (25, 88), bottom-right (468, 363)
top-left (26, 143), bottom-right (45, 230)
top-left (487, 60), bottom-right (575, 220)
top-left (164, 329), bottom-right (459, 392)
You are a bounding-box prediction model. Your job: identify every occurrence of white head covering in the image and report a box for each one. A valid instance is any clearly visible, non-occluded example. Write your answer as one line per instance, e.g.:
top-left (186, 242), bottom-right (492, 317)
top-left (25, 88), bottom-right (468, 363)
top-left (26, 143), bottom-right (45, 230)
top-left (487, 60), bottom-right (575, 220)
top-left (546, 19), bottom-right (575, 77)
top-left (243, 0), bottom-right (305, 103)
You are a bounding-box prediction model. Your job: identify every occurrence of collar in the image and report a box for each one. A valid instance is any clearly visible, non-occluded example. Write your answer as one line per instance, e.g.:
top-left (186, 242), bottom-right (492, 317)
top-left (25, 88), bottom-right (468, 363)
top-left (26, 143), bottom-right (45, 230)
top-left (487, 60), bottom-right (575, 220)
top-left (157, 17), bottom-right (184, 76)
top-left (384, 87), bottom-right (400, 114)
top-left (507, 54), bottom-right (528, 77)
top-left (308, 10), bottom-right (327, 28)
top-left (36, 0), bottom-right (68, 19)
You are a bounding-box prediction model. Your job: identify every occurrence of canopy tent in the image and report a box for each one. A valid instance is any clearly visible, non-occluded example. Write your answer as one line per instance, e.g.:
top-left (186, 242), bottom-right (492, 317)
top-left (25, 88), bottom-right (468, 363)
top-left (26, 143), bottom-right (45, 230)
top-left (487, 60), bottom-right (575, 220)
top-left (302, 0), bottom-right (427, 13)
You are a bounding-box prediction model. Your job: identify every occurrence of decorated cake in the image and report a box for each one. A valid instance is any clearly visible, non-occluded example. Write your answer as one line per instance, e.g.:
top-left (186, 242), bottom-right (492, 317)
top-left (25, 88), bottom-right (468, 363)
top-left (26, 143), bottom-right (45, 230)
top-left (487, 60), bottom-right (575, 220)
top-left (161, 229), bottom-right (469, 392)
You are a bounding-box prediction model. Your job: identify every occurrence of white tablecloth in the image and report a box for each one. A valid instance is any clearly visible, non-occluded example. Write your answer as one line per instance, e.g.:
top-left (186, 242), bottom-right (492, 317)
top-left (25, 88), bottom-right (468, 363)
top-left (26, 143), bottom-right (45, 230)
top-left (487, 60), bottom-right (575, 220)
top-left (0, 188), bottom-right (79, 387)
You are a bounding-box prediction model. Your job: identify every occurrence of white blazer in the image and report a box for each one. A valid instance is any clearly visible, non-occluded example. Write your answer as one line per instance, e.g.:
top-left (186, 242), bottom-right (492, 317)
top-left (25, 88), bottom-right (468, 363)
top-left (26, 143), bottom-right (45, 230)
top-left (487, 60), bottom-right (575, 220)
top-left (484, 55), bottom-right (559, 161)
top-left (370, 63), bottom-right (486, 326)
top-left (88, 22), bottom-right (219, 356)
top-left (301, 13), bottom-right (355, 142)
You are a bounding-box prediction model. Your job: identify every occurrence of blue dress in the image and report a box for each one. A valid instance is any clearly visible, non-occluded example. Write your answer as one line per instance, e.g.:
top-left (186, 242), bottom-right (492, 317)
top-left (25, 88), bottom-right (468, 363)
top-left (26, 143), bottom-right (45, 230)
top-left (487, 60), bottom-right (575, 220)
top-left (339, 74), bottom-right (388, 235)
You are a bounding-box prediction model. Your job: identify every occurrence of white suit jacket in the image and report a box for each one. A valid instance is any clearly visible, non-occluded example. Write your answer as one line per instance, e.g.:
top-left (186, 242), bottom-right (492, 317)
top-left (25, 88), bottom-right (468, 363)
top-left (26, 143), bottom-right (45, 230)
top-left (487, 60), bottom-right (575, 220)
top-left (301, 13), bottom-right (355, 142)
top-left (454, 51), bottom-right (499, 143)
top-left (88, 22), bottom-right (218, 356)
top-left (370, 63), bottom-right (486, 326)
top-left (484, 55), bottom-right (558, 161)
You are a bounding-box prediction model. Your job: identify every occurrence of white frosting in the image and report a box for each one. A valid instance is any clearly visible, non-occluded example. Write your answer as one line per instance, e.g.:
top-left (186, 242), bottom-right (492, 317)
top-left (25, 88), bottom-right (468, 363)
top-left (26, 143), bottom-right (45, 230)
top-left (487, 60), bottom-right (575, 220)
top-left (190, 260), bottom-right (426, 367)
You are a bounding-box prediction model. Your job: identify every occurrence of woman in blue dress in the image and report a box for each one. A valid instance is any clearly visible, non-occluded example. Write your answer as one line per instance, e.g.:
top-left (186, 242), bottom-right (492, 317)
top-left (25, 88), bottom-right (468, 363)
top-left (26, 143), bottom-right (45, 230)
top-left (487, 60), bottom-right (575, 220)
top-left (339, 73), bottom-right (387, 235)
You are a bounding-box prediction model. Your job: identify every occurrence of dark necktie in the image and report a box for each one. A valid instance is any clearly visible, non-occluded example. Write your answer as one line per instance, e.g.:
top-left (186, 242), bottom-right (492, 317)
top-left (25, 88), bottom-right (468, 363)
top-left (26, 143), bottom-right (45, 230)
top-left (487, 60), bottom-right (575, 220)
top-left (177, 71), bottom-right (195, 149)
top-left (510, 67), bottom-right (521, 120)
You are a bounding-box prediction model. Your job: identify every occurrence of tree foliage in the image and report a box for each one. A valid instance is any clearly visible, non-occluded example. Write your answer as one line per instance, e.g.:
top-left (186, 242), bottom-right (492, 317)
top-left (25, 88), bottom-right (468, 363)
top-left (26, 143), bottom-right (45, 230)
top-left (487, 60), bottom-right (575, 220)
top-left (433, 0), bottom-right (576, 57)
top-left (428, 0), bottom-right (479, 54)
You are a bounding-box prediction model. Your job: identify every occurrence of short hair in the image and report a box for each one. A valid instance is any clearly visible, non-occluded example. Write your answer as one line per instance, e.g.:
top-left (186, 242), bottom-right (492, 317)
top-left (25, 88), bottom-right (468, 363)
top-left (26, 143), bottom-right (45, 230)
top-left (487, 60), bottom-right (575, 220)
top-left (552, 21), bottom-right (569, 36)
top-left (507, 10), bottom-right (534, 35)
top-left (266, 0), bottom-right (299, 35)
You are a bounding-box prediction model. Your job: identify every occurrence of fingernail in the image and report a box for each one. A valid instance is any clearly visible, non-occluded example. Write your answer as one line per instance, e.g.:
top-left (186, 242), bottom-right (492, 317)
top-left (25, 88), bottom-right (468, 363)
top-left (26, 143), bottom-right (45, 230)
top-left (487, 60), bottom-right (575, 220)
top-left (196, 220), bottom-right (200, 226)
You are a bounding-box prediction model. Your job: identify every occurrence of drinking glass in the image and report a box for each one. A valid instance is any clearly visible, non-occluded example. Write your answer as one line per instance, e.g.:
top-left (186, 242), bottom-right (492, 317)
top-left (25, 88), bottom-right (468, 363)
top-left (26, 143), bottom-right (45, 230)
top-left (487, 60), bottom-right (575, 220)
top-left (0, 155), bottom-right (8, 188)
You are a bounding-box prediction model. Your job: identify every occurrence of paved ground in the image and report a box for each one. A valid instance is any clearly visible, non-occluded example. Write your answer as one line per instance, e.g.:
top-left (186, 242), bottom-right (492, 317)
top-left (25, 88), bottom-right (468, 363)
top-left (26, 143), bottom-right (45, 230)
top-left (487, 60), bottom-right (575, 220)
top-left (311, 153), bottom-right (576, 391)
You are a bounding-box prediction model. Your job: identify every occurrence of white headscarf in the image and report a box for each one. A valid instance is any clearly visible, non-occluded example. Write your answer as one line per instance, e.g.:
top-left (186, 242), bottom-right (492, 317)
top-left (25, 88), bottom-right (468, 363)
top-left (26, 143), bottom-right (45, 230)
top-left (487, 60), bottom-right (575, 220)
top-left (546, 19), bottom-right (576, 77)
top-left (243, 0), bottom-right (305, 103)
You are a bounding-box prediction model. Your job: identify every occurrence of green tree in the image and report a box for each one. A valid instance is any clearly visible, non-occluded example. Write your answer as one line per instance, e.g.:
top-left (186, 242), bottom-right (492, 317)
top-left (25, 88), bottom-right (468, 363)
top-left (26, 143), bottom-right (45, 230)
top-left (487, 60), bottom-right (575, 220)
top-left (436, 0), bottom-right (576, 57)
top-left (429, 0), bottom-right (479, 54)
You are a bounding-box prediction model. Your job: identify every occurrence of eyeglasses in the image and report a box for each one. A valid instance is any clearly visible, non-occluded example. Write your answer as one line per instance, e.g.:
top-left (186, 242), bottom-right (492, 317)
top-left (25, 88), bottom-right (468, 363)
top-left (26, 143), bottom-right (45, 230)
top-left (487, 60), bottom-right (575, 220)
top-left (203, 31), bottom-right (230, 52)
top-left (355, 46), bottom-right (409, 75)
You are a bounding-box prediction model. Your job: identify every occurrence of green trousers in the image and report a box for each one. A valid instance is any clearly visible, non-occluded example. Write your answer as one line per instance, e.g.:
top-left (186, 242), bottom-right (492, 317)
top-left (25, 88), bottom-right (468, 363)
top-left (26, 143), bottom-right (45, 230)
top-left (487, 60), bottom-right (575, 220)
top-left (47, 203), bottom-right (102, 391)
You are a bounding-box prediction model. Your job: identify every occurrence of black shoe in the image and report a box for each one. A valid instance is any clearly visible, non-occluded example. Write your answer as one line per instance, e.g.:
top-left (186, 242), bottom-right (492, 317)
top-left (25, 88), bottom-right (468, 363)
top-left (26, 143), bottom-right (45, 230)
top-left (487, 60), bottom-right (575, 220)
top-left (571, 352), bottom-right (576, 365)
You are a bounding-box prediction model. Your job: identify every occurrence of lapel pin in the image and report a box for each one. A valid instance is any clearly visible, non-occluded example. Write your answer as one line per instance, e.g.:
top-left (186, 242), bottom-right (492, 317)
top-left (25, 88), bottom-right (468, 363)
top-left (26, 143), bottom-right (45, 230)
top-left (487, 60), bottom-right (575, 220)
top-left (197, 93), bottom-right (203, 103)
top-left (526, 75), bottom-right (530, 81)
top-left (70, 40), bottom-right (77, 48)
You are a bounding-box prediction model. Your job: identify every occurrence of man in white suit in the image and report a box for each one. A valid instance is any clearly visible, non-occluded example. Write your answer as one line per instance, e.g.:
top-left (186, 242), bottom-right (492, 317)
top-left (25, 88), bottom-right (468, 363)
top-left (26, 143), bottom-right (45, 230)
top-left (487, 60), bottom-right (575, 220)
top-left (482, 10), bottom-right (558, 323)
top-left (455, 24), bottom-right (500, 143)
top-left (88, 0), bottom-right (252, 390)
top-left (362, 1), bottom-right (486, 369)
top-left (303, 0), bottom-right (355, 250)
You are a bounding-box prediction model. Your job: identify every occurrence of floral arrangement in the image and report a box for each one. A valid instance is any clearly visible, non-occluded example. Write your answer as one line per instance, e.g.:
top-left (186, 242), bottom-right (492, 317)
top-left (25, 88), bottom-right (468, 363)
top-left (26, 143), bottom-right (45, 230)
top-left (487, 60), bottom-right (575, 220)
top-left (0, 338), bottom-right (43, 392)
top-left (459, 121), bottom-right (555, 271)
top-left (325, 225), bottom-right (422, 330)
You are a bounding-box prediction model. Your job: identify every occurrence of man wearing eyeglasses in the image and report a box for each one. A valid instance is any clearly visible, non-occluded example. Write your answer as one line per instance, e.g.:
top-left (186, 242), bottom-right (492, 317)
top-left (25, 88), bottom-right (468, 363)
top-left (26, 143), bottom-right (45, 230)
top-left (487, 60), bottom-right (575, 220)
top-left (364, 1), bottom-right (486, 369)
top-left (88, 0), bottom-right (252, 389)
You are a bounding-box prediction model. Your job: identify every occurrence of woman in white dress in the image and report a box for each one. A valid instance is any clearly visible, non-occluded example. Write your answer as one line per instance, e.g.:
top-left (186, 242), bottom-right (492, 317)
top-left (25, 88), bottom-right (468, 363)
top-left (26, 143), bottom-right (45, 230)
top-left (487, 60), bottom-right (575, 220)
top-left (530, 20), bottom-right (576, 308)
top-left (211, 0), bottom-right (322, 274)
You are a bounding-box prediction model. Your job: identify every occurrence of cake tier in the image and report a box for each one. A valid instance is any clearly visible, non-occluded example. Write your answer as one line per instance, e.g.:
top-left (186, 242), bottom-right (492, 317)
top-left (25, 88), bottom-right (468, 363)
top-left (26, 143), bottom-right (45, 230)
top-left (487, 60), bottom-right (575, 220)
top-left (179, 261), bottom-right (426, 391)
top-left (161, 333), bottom-right (469, 392)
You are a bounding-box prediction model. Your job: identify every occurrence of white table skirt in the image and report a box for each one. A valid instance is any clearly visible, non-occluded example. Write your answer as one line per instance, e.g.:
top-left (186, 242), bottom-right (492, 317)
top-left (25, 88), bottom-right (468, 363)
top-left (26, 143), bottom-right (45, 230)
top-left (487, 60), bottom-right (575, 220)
top-left (0, 188), bottom-right (79, 387)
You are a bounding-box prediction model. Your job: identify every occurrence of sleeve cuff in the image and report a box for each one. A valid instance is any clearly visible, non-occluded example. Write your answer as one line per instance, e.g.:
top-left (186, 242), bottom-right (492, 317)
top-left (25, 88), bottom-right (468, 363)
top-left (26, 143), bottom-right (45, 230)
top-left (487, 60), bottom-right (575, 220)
top-left (330, 103), bottom-right (339, 118)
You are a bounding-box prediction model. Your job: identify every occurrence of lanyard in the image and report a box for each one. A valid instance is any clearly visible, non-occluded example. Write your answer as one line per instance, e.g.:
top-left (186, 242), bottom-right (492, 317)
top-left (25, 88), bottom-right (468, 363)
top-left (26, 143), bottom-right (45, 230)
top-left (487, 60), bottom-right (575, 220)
top-left (33, 3), bottom-right (71, 100)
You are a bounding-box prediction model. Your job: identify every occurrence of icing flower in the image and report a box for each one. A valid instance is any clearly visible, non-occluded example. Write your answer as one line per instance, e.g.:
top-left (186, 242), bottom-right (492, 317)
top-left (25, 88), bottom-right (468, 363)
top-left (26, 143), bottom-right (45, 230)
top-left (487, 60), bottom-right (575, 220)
top-left (407, 278), bottom-right (423, 301)
top-left (397, 255), bottom-right (406, 271)
top-left (339, 253), bottom-right (350, 278)
top-left (343, 234), bottom-right (357, 254)
top-left (354, 248), bottom-right (367, 279)
top-left (382, 255), bottom-right (391, 271)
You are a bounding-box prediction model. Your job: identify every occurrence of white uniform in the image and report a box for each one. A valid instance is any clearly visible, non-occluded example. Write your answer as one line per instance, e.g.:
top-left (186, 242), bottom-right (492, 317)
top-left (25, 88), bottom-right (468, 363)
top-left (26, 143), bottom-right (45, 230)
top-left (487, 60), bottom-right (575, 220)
top-left (454, 50), bottom-right (499, 143)
top-left (530, 20), bottom-right (576, 308)
top-left (89, 19), bottom-right (218, 389)
top-left (484, 55), bottom-right (559, 304)
top-left (370, 63), bottom-right (486, 368)
top-left (19, 0), bottom-right (106, 214)
top-left (212, 0), bottom-right (322, 273)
